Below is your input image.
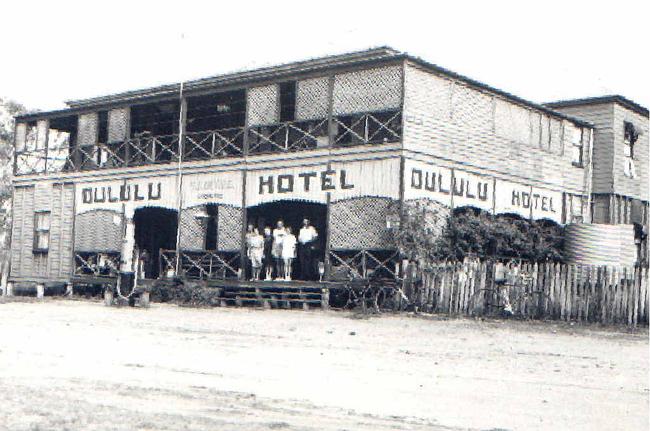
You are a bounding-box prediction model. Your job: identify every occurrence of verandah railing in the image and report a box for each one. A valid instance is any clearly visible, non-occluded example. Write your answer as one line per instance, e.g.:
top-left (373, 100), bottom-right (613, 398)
top-left (159, 250), bottom-right (241, 280)
top-left (21, 109), bottom-right (402, 174)
top-left (328, 249), bottom-right (401, 280)
top-left (74, 252), bottom-right (121, 277)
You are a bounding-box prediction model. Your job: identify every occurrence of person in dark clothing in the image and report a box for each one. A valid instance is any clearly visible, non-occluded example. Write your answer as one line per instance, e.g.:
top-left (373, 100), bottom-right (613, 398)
top-left (298, 218), bottom-right (318, 280)
top-left (262, 226), bottom-right (274, 281)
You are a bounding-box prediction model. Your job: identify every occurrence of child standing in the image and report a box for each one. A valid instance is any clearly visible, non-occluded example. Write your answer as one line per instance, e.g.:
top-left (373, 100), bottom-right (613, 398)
top-left (281, 226), bottom-right (297, 281)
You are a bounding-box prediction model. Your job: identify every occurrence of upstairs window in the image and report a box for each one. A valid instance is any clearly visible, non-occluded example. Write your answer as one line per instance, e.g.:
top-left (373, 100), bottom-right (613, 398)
top-left (571, 127), bottom-right (584, 167)
top-left (279, 81), bottom-right (296, 122)
top-left (33, 211), bottom-right (51, 253)
top-left (623, 121), bottom-right (639, 178)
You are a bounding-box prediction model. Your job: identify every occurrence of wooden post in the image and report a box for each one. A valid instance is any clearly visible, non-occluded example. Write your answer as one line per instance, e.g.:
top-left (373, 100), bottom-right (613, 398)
top-left (104, 287), bottom-right (113, 306)
top-left (140, 291), bottom-right (150, 308)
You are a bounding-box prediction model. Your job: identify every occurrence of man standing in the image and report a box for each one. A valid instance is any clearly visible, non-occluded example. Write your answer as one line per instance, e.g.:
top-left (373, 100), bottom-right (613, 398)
top-left (298, 218), bottom-right (318, 280)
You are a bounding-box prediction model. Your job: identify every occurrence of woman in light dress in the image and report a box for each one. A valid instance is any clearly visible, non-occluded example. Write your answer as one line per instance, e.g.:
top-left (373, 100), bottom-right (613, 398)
top-left (281, 226), bottom-right (297, 281)
top-left (247, 228), bottom-right (264, 281)
top-left (272, 220), bottom-right (286, 280)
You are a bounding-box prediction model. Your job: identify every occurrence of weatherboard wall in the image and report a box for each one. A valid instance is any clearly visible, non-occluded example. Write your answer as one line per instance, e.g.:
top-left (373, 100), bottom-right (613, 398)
top-left (10, 182), bottom-right (74, 282)
top-left (402, 62), bottom-right (590, 221)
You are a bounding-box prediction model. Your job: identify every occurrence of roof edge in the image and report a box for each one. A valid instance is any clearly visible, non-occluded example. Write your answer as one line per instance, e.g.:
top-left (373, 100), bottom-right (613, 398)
top-left (545, 95), bottom-right (649, 117)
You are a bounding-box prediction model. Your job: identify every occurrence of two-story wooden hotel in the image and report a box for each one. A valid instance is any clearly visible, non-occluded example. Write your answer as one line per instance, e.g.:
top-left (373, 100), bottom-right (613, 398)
top-left (8, 47), bottom-right (647, 288)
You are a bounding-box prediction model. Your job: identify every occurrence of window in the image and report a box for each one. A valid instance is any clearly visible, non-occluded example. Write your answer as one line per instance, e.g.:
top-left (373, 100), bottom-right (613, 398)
top-left (571, 127), bottom-right (584, 167)
top-left (97, 110), bottom-right (109, 166)
top-left (279, 81), bottom-right (296, 122)
top-left (33, 211), bottom-right (51, 253)
top-left (623, 121), bottom-right (638, 178)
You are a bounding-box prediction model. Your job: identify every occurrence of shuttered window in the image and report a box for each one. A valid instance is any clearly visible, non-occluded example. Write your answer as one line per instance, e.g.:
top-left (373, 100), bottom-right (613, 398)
top-left (33, 211), bottom-right (51, 253)
top-left (571, 126), bottom-right (584, 167)
top-left (623, 121), bottom-right (637, 178)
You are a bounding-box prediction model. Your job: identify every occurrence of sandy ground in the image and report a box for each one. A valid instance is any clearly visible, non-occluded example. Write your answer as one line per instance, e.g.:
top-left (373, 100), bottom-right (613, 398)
top-left (0, 299), bottom-right (647, 431)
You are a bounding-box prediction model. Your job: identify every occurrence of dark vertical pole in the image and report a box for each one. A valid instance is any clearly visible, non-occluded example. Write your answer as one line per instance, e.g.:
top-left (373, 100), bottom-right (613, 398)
top-left (124, 107), bottom-right (132, 167)
top-left (240, 170), bottom-right (248, 280)
top-left (240, 88), bottom-right (250, 280)
top-left (174, 90), bottom-right (187, 274)
top-left (323, 76), bottom-right (335, 280)
top-left (42, 119), bottom-right (50, 174)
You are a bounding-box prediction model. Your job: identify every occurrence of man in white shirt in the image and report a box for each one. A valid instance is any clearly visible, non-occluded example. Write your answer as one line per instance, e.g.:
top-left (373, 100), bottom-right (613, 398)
top-left (298, 218), bottom-right (318, 280)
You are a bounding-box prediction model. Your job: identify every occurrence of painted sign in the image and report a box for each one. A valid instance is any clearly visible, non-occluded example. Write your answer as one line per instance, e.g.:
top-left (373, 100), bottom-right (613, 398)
top-left (403, 159), bottom-right (452, 206)
top-left (449, 169), bottom-right (493, 212)
top-left (404, 158), bottom-right (564, 223)
top-left (246, 158), bottom-right (399, 206)
top-left (75, 175), bottom-right (178, 216)
top-left (182, 170), bottom-right (242, 208)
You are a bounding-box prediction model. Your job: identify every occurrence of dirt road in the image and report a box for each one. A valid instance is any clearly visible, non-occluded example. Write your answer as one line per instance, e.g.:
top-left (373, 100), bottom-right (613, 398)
top-left (0, 299), bottom-right (647, 430)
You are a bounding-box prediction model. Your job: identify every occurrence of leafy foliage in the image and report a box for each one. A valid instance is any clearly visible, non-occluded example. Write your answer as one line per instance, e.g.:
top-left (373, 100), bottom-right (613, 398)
top-left (394, 202), bottom-right (564, 264)
top-left (0, 98), bottom-right (27, 249)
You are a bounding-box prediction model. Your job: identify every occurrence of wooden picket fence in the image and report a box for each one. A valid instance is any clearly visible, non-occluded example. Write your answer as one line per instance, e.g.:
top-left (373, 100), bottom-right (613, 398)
top-left (401, 261), bottom-right (649, 326)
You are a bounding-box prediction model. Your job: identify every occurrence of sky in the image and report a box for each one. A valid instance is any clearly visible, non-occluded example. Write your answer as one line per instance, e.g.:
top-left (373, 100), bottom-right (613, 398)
top-left (1, 0), bottom-right (648, 112)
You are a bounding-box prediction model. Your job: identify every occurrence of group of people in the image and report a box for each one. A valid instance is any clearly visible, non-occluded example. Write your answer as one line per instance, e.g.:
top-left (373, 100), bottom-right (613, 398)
top-left (245, 218), bottom-right (319, 281)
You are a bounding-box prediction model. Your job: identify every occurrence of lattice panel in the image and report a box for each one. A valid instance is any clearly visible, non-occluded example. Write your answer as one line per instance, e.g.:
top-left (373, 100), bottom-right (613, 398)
top-left (332, 66), bottom-right (402, 116)
top-left (451, 85), bottom-right (492, 130)
top-left (108, 107), bottom-right (129, 143)
top-left (218, 205), bottom-right (243, 251)
top-left (78, 113), bottom-right (98, 147)
top-left (74, 209), bottom-right (123, 252)
top-left (330, 197), bottom-right (396, 250)
top-left (247, 85), bottom-right (279, 126)
top-left (296, 77), bottom-right (329, 120)
top-left (14, 122), bottom-right (26, 152)
top-left (179, 206), bottom-right (206, 251)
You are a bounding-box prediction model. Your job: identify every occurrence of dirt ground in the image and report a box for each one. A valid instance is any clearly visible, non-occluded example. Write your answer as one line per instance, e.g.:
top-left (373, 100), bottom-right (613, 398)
top-left (0, 299), bottom-right (647, 431)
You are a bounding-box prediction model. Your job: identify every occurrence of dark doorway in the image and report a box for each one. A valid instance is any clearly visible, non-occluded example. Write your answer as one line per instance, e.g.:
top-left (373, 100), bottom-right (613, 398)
top-left (133, 207), bottom-right (178, 279)
top-left (247, 200), bottom-right (327, 280)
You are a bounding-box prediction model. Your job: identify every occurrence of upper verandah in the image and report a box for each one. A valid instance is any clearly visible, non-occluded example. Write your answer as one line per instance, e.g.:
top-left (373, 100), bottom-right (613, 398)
top-left (13, 47), bottom-right (593, 176)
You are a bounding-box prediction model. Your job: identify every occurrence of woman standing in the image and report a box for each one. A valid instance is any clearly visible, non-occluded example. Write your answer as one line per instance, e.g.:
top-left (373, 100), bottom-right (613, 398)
top-left (272, 220), bottom-right (286, 281)
top-left (247, 228), bottom-right (264, 281)
top-left (281, 226), bottom-right (297, 281)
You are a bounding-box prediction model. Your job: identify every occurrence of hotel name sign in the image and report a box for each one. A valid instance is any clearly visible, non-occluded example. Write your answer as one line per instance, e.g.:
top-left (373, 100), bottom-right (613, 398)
top-left (404, 159), bottom-right (563, 223)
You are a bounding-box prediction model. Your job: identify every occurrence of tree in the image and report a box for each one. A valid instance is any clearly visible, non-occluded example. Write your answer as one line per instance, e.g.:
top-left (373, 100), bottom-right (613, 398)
top-left (0, 97), bottom-right (27, 249)
top-left (394, 202), bottom-right (564, 264)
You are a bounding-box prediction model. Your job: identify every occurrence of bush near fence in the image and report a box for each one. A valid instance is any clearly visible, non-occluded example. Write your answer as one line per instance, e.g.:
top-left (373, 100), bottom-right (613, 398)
top-left (401, 261), bottom-right (649, 326)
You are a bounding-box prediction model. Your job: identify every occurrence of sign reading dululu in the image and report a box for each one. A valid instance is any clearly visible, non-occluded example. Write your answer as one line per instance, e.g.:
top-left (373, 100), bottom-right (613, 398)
top-left (81, 182), bottom-right (162, 204)
top-left (75, 176), bottom-right (179, 215)
top-left (404, 159), bottom-right (563, 223)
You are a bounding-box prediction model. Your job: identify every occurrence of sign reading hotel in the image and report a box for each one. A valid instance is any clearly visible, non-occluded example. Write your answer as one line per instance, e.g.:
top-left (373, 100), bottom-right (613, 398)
top-left (246, 158), bottom-right (400, 207)
top-left (404, 159), bottom-right (563, 223)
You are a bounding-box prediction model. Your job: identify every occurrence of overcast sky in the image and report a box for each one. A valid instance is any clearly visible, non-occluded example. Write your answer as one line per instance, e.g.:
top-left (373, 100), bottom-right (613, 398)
top-left (1, 0), bottom-right (648, 112)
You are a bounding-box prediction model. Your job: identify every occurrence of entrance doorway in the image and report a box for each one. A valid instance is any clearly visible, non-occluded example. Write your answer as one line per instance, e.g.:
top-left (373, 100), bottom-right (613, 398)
top-left (247, 200), bottom-right (327, 280)
top-left (133, 207), bottom-right (178, 279)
